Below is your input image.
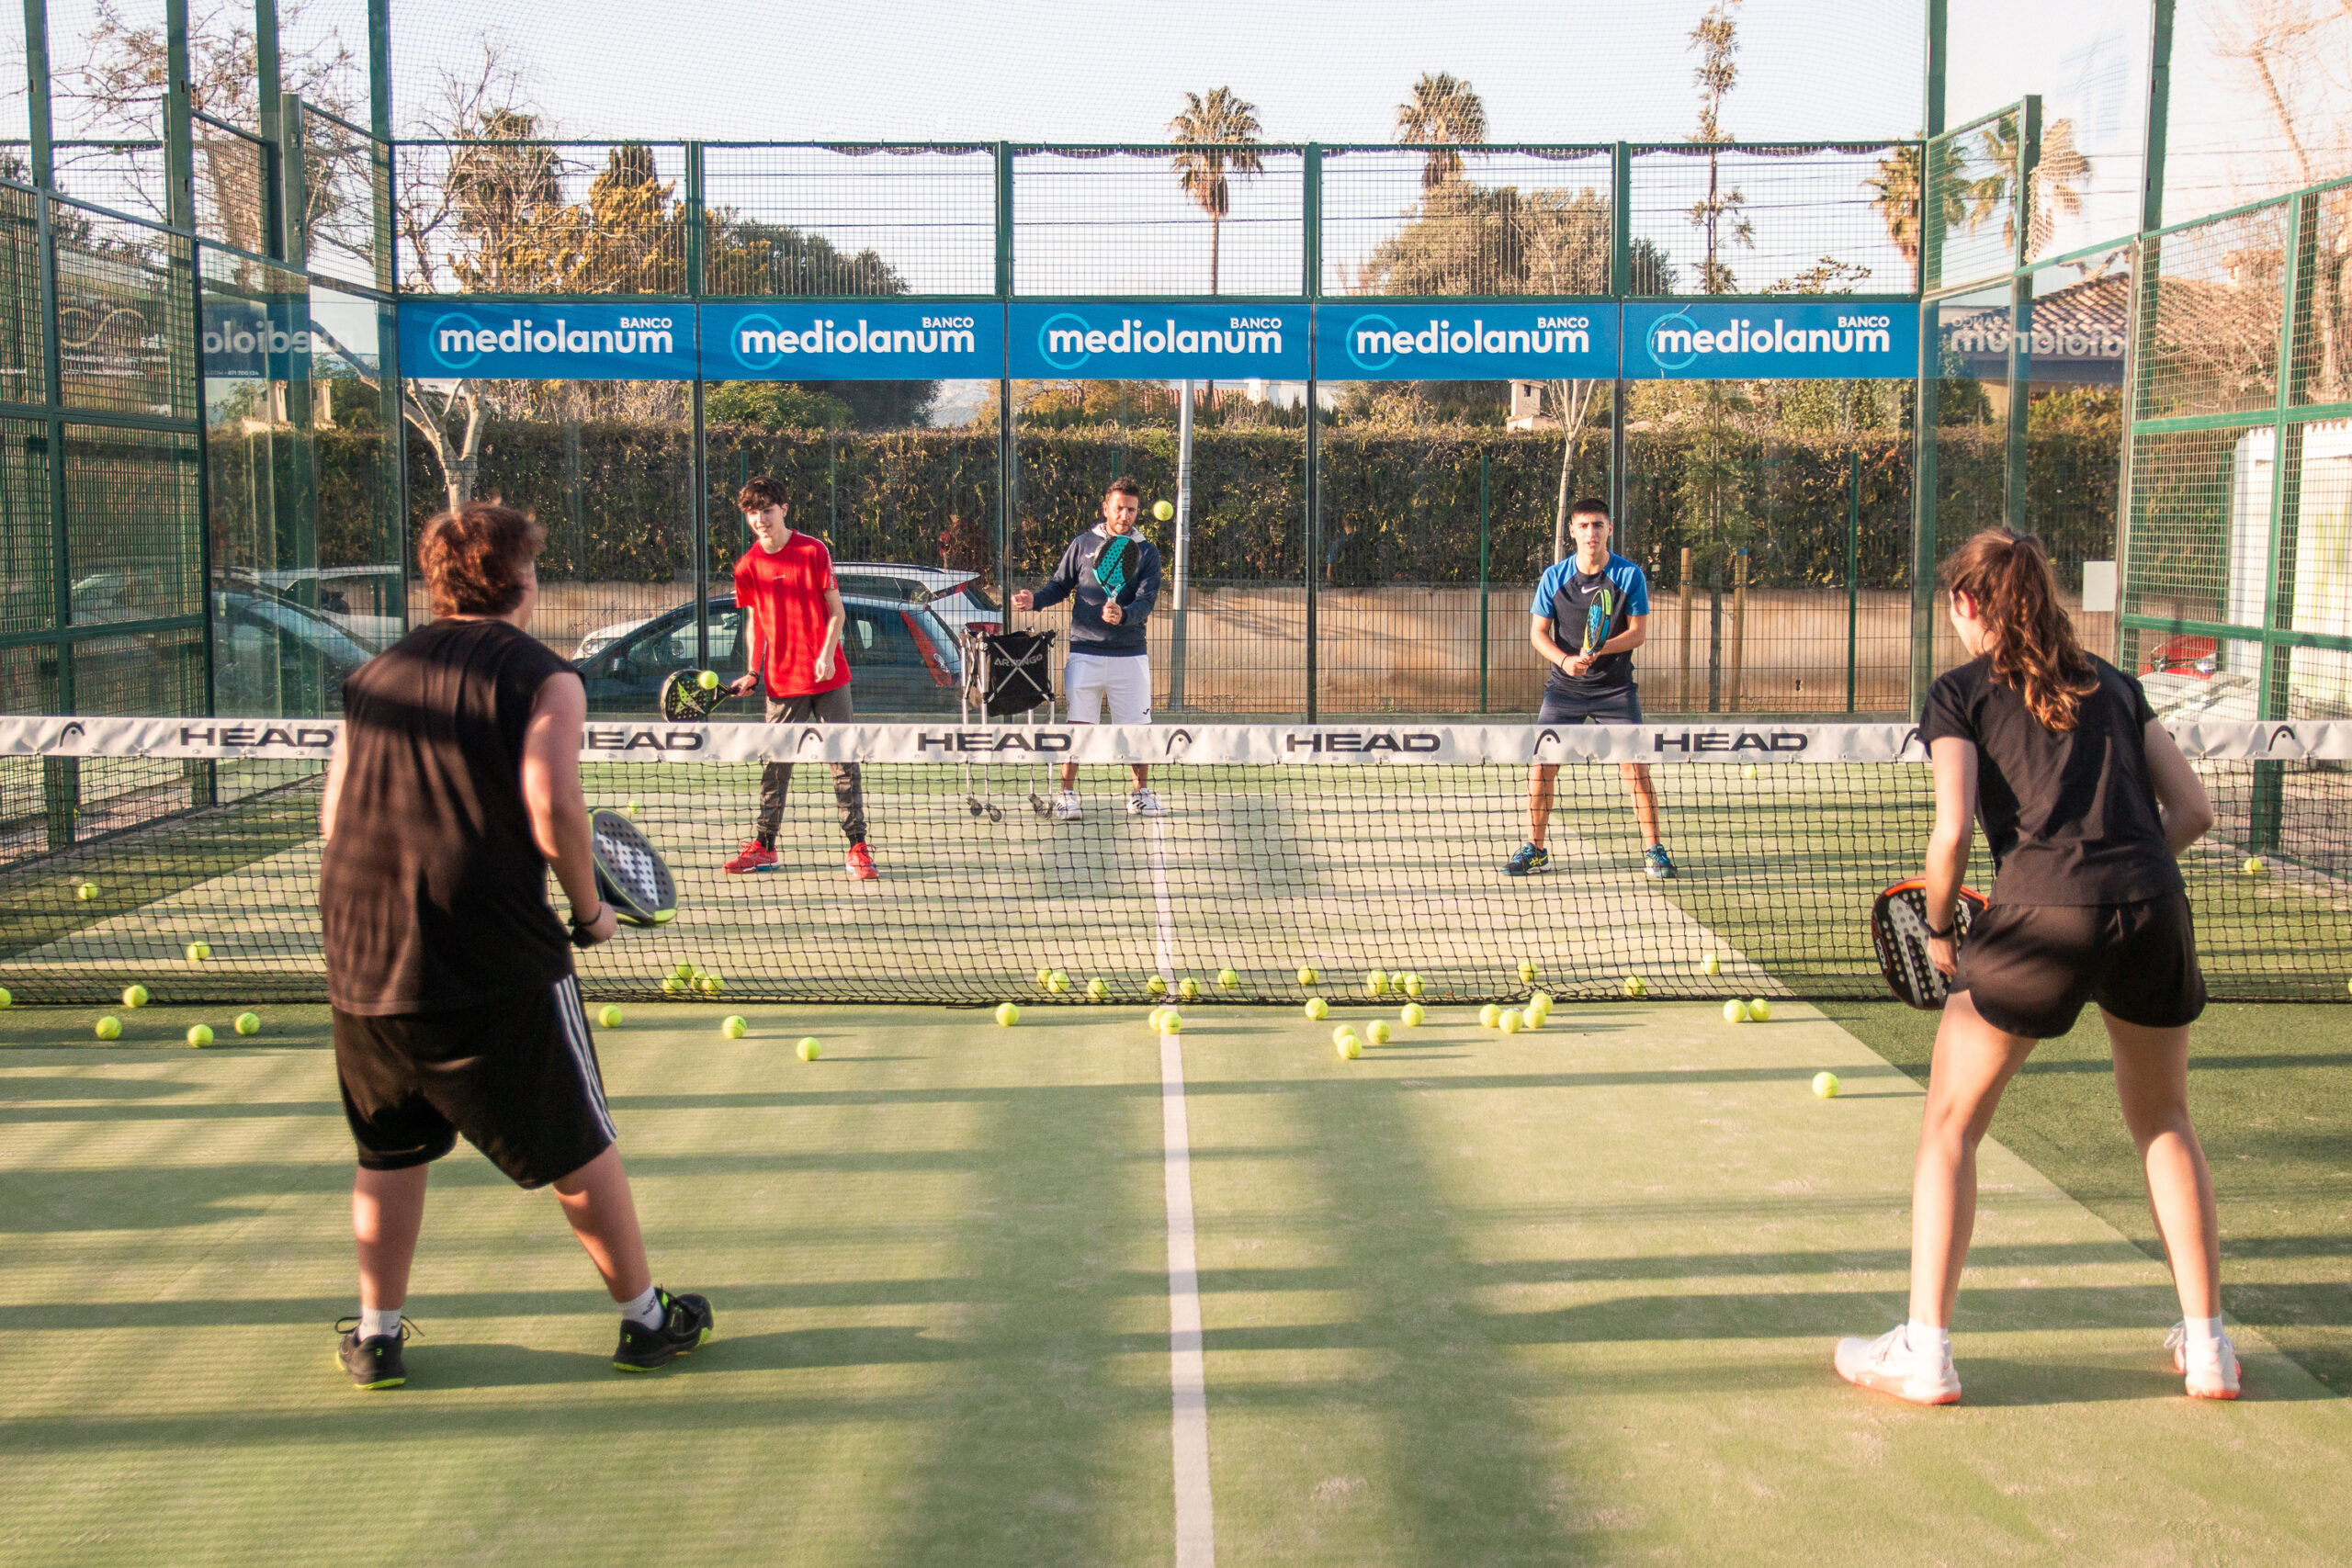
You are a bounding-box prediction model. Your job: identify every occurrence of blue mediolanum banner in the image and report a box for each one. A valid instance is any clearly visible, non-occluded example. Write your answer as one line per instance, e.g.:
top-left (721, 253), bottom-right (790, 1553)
top-left (1623, 301), bottom-right (1918, 380)
top-left (701, 302), bottom-right (1004, 380)
top-left (202, 299), bottom-right (314, 380)
top-left (1009, 302), bottom-right (1309, 380)
top-left (1315, 303), bottom-right (1618, 380)
top-left (397, 301), bottom-right (697, 380)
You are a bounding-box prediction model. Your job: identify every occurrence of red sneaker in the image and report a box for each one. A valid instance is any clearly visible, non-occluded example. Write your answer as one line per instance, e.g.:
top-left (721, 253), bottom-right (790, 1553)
top-left (723, 840), bottom-right (777, 874)
top-left (844, 842), bottom-right (878, 881)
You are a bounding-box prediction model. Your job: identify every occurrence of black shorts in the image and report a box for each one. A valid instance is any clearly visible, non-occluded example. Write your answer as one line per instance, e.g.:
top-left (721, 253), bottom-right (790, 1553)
top-left (1538, 684), bottom-right (1642, 725)
top-left (334, 976), bottom-right (616, 1189)
top-left (1953, 891), bottom-right (2207, 1040)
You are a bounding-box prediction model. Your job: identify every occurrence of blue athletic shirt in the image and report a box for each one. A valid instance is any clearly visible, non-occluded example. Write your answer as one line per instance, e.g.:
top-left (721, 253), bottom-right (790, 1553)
top-left (1531, 553), bottom-right (1649, 695)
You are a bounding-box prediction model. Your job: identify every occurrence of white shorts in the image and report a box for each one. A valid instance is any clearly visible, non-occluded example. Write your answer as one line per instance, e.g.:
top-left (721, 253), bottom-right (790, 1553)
top-left (1064, 653), bottom-right (1152, 725)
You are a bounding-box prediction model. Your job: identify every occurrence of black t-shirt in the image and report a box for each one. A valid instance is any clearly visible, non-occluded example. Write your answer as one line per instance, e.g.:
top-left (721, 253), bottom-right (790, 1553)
top-left (1920, 654), bottom-right (2184, 907)
top-left (320, 618), bottom-right (575, 1014)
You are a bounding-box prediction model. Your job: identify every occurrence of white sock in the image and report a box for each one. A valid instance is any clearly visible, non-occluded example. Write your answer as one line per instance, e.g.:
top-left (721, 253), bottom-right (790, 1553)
top-left (1905, 1319), bottom-right (1951, 1358)
top-left (358, 1304), bottom-right (402, 1341)
top-left (619, 1283), bottom-right (664, 1330)
top-left (2184, 1314), bottom-right (2226, 1352)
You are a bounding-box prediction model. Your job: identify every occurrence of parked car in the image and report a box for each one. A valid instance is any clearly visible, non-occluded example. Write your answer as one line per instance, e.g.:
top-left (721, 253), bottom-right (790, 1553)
top-left (570, 565), bottom-right (1001, 662)
top-left (574, 591), bottom-right (965, 716)
top-left (211, 587), bottom-right (379, 716)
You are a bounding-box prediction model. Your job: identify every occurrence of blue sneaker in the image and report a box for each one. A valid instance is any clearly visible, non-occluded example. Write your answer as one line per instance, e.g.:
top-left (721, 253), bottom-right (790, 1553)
top-left (1505, 842), bottom-right (1551, 876)
top-left (1644, 845), bottom-right (1678, 880)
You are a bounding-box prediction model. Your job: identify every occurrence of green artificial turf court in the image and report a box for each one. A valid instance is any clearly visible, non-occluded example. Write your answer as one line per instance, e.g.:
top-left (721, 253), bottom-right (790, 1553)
top-left (1, 997), bottom-right (2347, 1566)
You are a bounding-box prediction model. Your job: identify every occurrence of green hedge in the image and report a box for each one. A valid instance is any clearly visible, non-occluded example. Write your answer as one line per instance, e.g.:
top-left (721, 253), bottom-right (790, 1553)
top-left (314, 419), bottom-right (2120, 589)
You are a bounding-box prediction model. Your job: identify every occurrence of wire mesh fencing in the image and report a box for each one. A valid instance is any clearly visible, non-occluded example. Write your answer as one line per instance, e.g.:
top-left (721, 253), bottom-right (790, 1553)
top-left (700, 144), bottom-right (997, 298)
top-left (1319, 145), bottom-right (1614, 298)
top-left (1627, 142), bottom-right (1916, 297)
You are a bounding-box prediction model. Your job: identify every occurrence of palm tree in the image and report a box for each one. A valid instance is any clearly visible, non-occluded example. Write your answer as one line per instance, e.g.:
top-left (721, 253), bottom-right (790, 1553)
top-left (1975, 115), bottom-right (2091, 259)
top-left (1394, 72), bottom-right (1487, 189)
top-left (1169, 88), bottom-right (1265, 296)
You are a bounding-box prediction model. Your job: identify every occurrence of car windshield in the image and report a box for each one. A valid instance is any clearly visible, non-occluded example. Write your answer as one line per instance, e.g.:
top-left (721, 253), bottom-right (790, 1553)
top-left (943, 580), bottom-right (1001, 613)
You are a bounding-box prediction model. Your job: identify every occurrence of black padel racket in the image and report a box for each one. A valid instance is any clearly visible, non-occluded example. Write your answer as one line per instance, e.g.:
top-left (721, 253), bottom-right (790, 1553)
top-left (1088, 530), bottom-right (1136, 601)
top-left (1871, 877), bottom-right (1988, 1010)
top-left (659, 668), bottom-right (734, 722)
top-left (574, 807), bottom-right (677, 945)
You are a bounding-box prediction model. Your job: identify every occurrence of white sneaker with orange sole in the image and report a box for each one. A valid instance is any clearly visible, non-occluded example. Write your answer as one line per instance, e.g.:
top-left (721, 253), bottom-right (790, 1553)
top-left (2166, 1323), bottom-right (2241, 1400)
top-left (1834, 1325), bottom-right (1962, 1405)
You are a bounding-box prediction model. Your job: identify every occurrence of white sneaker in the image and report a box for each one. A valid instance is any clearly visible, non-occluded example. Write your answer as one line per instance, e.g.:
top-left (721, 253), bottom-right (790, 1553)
top-left (1834, 1325), bottom-right (1962, 1405)
top-left (1051, 790), bottom-right (1083, 821)
top-left (1127, 786), bottom-right (1165, 817)
top-left (2165, 1322), bottom-right (2241, 1400)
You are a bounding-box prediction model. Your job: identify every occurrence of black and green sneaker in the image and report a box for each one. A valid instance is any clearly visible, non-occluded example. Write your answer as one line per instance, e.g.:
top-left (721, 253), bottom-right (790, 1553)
top-left (613, 1288), bottom-right (715, 1372)
top-left (334, 1317), bottom-right (415, 1390)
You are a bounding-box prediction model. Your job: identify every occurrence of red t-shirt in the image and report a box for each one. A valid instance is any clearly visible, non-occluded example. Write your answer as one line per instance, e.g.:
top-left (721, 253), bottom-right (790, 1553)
top-left (735, 534), bottom-right (850, 698)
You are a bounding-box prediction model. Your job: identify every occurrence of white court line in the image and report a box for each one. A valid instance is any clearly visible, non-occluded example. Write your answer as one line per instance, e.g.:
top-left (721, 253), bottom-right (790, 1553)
top-left (1151, 814), bottom-right (1216, 1568)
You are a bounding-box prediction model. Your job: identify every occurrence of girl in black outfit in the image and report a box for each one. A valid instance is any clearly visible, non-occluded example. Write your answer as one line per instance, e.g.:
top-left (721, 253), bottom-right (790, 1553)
top-left (1836, 529), bottom-right (2234, 1404)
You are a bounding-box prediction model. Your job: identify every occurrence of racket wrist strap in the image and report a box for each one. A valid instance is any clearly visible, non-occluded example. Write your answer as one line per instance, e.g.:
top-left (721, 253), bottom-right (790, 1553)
top-left (569, 900), bottom-right (607, 937)
top-left (1925, 919), bottom-right (1954, 939)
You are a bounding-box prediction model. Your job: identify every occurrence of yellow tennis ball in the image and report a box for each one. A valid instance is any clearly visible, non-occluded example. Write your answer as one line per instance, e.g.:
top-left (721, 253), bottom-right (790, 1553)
top-left (1216, 967), bottom-right (1239, 989)
top-left (1178, 976), bottom-right (1199, 1000)
top-left (1517, 960), bottom-right (1538, 984)
top-left (676, 963), bottom-right (697, 981)
top-left (1366, 968), bottom-right (1389, 996)
top-left (1331, 1023), bottom-right (1357, 1047)
top-left (1478, 1003), bottom-right (1501, 1029)
top-left (661, 976), bottom-right (684, 995)
top-left (1049, 972), bottom-right (1070, 994)
top-left (1623, 975), bottom-right (1647, 998)
top-left (1368, 1019), bottom-right (1393, 1045)
top-left (1723, 998), bottom-right (1750, 1023)
top-left (1337, 1034), bottom-right (1362, 1060)
top-left (996, 1001), bottom-right (1020, 1026)
top-left (1403, 973), bottom-right (1424, 998)
top-left (1400, 1001), bottom-right (1425, 1027)
top-left (1530, 990), bottom-right (1553, 1016)
top-left (1748, 998), bottom-right (1772, 1021)
top-left (720, 1015), bottom-right (748, 1039)
top-left (1813, 1071), bottom-right (1841, 1099)
top-left (1296, 965), bottom-right (1318, 986)
top-left (1520, 1007), bottom-right (1543, 1031)
top-left (1499, 1010), bottom-right (1523, 1034)
top-left (234, 1011), bottom-right (260, 1036)
top-left (186, 1023), bottom-right (213, 1048)
top-left (598, 1005), bottom-right (623, 1028)
top-left (1159, 1012), bottom-right (1182, 1034)
top-left (122, 984), bottom-right (148, 1009)
top-left (1305, 997), bottom-right (1329, 1021)
top-left (797, 1035), bottom-right (820, 1060)
top-left (2242, 856), bottom-right (2266, 876)
top-left (0, 986), bottom-right (12, 1009)
top-left (186, 942), bottom-right (209, 963)
top-left (1742, 763), bottom-right (1758, 779)
top-left (1701, 953), bottom-right (1721, 976)
top-left (697, 669), bottom-right (720, 690)
top-left (94, 1015), bottom-right (121, 1040)
top-left (1086, 977), bottom-right (1109, 1000)
top-left (623, 799), bottom-right (639, 817)
top-left (1147, 974), bottom-right (1168, 997)
top-left (75, 882), bottom-right (98, 902)
top-left (1154, 499), bottom-right (1175, 522)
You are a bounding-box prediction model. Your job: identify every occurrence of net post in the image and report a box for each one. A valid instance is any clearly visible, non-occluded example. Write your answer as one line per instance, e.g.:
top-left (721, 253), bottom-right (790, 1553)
top-left (42, 756), bottom-right (75, 852)
top-left (1678, 546), bottom-right (1692, 712)
top-left (1477, 453), bottom-right (1490, 715)
top-left (1728, 549), bottom-right (1748, 712)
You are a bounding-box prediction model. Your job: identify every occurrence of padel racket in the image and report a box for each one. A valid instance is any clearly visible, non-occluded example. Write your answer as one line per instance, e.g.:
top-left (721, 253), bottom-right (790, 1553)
top-left (659, 669), bottom-right (735, 722)
top-left (1581, 586), bottom-right (1615, 657)
top-left (1088, 530), bottom-right (1136, 601)
top-left (574, 807), bottom-right (677, 945)
top-left (1871, 878), bottom-right (1988, 1010)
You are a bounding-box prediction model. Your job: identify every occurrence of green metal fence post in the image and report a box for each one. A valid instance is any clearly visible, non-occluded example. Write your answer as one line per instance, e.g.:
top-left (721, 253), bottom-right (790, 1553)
top-left (1847, 449), bottom-right (1860, 713)
top-left (1477, 453), bottom-right (1490, 715)
top-left (995, 144), bottom-right (1014, 611)
top-left (23, 0), bottom-right (53, 188)
top-left (684, 141), bottom-right (704, 296)
top-left (256, 0), bottom-right (284, 257)
top-left (1611, 142), bottom-right (1632, 296)
top-left (2252, 192), bottom-right (2307, 852)
top-left (2005, 97), bottom-right (2041, 532)
top-left (2140, 0), bottom-right (2175, 234)
top-left (1303, 142), bottom-right (1321, 299)
top-left (1909, 301), bottom-right (1939, 717)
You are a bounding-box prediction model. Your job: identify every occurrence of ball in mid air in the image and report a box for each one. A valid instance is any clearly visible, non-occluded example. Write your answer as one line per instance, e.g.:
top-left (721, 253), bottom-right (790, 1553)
top-left (1748, 998), bottom-right (1772, 1022)
top-left (1701, 953), bottom-right (1721, 976)
top-left (623, 799), bottom-right (639, 817)
top-left (1400, 1001), bottom-right (1425, 1027)
top-left (1337, 1034), bottom-right (1362, 1060)
top-left (122, 985), bottom-right (149, 1010)
top-left (996, 1001), bottom-right (1021, 1027)
top-left (1296, 965), bottom-right (1318, 987)
top-left (1305, 997), bottom-right (1329, 1021)
top-left (696, 669), bottom-right (720, 690)
top-left (1812, 1071), bottom-right (1840, 1099)
top-left (720, 1015), bottom-right (748, 1040)
top-left (1722, 999), bottom-right (1750, 1023)
top-left (2243, 856), bottom-right (2267, 876)
top-left (186, 942), bottom-right (209, 963)
top-left (1477, 1003), bottom-right (1501, 1029)
top-left (1153, 499), bottom-right (1175, 522)
top-left (797, 1035), bottom-right (820, 1061)
top-left (75, 882), bottom-right (97, 902)
top-left (1179, 977), bottom-right (1200, 1001)
top-left (1368, 1019), bottom-right (1393, 1046)
top-left (599, 1005), bottom-right (624, 1028)
top-left (186, 1023), bottom-right (213, 1048)
top-left (94, 1015), bottom-right (121, 1040)
top-left (234, 1011), bottom-right (261, 1036)
top-left (1217, 968), bottom-right (1239, 990)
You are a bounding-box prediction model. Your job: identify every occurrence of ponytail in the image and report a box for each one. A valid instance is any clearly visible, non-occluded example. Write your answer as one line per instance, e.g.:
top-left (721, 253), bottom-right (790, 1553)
top-left (1940, 528), bottom-right (2098, 731)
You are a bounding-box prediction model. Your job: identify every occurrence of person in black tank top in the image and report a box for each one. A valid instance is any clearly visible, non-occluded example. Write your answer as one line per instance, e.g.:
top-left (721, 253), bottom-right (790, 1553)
top-left (319, 502), bottom-right (712, 1388)
top-left (1835, 529), bottom-right (2238, 1405)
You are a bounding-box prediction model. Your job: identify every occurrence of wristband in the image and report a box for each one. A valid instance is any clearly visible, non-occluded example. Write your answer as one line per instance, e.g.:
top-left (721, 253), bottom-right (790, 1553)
top-left (1925, 921), bottom-right (1954, 940)
top-left (569, 901), bottom-right (607, 939)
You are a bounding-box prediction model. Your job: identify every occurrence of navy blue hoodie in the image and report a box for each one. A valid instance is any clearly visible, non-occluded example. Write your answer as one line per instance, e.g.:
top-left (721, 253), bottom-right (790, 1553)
top-left (1027, 525), bottom-right (1161, 657)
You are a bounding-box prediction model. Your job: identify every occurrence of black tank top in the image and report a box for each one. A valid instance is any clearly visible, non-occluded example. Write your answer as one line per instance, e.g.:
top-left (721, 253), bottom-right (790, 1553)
top-left (320, 618), bottom-right (574, 1014)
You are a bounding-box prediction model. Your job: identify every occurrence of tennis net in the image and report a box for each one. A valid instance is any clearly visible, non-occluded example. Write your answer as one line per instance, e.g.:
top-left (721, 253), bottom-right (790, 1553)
top-left (3, 716), bottom-right (2348, 1008)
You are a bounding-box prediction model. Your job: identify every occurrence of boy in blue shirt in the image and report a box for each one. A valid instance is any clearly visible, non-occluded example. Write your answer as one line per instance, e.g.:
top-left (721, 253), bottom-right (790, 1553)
top-left (1506, 498), bottom-right (1676, 879)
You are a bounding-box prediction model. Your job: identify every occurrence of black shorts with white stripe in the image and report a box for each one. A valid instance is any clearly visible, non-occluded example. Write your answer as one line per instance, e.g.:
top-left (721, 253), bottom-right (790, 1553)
top-left (334, 976), bottom-right (617, 1190)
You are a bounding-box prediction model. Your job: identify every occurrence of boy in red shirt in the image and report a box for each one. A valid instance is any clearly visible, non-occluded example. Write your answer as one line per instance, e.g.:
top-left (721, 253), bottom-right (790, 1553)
top-left (723, 478), bottom-right (877, 880)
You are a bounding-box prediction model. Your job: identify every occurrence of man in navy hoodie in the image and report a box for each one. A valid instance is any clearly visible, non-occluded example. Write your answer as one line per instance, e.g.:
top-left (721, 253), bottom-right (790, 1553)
top-left (1013, 474), bottom-right (1164, 818)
